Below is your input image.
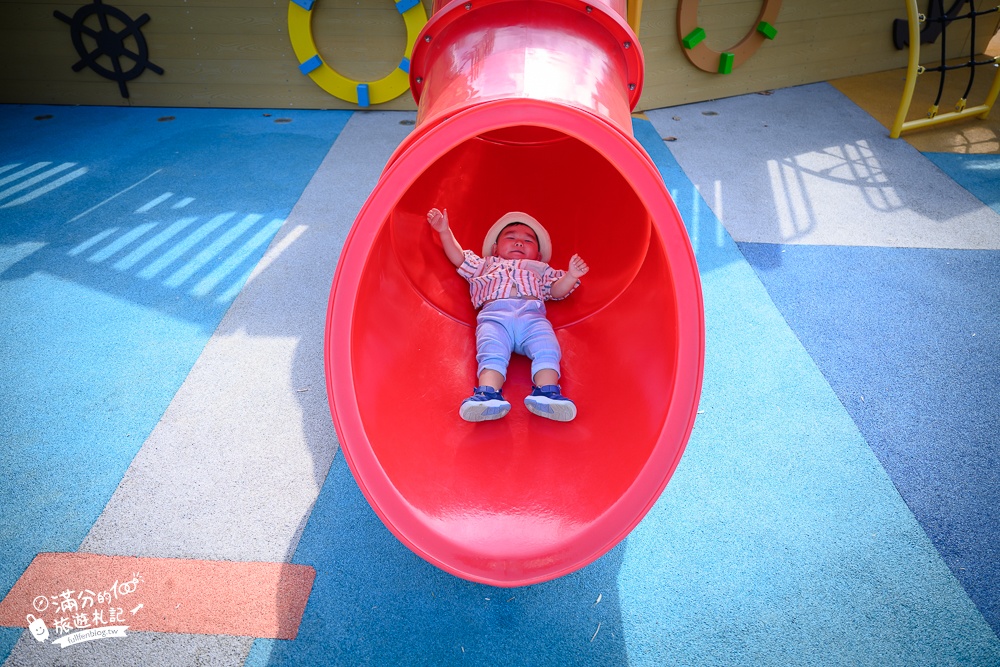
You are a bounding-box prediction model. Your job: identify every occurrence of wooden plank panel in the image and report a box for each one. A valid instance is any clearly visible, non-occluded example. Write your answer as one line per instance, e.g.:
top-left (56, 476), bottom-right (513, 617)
top-left (0, 0), bottom-right (996, 111)
top-left (0, 79), bottom-right (132, 106)
top-left (122, 81), bottom-right (418, 110)
top-left (0, 77), bottom-right (410, 110)
top-left (0, 31), bottom-right (292, 62)
top-left (0, 0), bottom-right (285, 6)
top-left (8, 3), bottom-right (289, 35)
top-left (2, 50), bottom-right (413, 92)
top-left (634, 0), bottom-right (999, 110)
top-left (0, 0), bottom-right (427, 108)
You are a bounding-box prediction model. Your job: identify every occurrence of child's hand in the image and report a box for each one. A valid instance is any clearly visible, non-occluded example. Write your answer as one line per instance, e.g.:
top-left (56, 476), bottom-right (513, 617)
top-left (427, 208), bottom-right (450, 233)
top-left (568, 254), bottom-right (589, 278)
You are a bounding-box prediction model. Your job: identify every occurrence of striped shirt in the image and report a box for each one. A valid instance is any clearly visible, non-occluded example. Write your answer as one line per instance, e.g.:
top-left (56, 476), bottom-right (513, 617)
top-left (457, 250), bottom-right (577, 309)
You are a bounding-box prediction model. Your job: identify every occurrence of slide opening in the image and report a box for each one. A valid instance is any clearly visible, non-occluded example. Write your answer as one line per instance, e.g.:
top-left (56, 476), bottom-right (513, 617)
top-left (344, 121), bottom-right (684, 580)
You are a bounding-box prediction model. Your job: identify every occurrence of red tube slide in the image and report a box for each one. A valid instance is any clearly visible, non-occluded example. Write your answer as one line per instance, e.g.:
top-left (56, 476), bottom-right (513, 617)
top-left (325, 0), bottom-right (704, 587)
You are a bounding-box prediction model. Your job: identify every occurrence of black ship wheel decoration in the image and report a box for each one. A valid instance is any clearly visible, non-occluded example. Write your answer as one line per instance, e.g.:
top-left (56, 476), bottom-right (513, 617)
top-left (54, 0), bottom-right (164, 98)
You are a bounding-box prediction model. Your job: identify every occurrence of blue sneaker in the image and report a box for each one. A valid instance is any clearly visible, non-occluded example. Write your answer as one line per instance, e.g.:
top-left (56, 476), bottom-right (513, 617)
top-left (524, 384), bottom-right (577, 422)
top-left (459, 386), bottom-right (511, 422)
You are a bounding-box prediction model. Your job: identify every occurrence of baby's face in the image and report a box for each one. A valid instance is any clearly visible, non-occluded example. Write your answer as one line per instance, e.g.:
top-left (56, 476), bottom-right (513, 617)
top-left (494, 224), bottom-right (540, 261)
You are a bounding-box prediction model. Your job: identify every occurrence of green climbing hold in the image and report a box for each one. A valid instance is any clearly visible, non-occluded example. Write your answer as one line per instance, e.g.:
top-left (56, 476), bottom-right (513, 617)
top-left (718, 52), bottom-right (735, 74)
top-left (757, 21), bottom-right (777, 40)
top-left (682, 27), bottom-right (706, 50)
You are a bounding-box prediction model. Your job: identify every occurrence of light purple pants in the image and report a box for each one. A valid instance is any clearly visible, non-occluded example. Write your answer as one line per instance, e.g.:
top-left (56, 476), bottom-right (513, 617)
top-left (476, 299), bottom-right (561, 380)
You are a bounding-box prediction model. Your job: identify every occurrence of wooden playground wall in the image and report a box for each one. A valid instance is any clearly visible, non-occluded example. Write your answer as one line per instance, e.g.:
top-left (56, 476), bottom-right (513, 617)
top-left (0, 0), bottom-right (997, 111)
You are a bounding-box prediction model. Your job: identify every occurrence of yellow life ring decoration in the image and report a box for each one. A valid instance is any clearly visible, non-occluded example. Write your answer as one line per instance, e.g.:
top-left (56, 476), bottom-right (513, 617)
top-left (677, 0), bottom-right (781, 74)
top-left (287, 0), bottom-right (427, 106)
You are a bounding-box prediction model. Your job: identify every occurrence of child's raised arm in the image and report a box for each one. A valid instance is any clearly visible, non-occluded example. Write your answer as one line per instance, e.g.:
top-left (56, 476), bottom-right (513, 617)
top-left (550, 254), bottom-right (589, 299)
top-left (427, 208), bottom-right (465, 268)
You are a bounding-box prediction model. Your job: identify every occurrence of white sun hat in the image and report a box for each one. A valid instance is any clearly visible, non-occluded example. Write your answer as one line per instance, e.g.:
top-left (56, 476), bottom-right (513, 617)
top-left (482, 211), bottom-right (552, 263)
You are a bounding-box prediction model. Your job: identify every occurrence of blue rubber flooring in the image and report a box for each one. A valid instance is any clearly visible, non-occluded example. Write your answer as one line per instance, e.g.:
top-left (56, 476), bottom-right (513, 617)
top-left (0, 105), bottom-right (350, 659)
top-left (923, 152), bottom-right (1000, 214)
top-left (241, 119), bottom-right (1000, 666)
top-left (738, 242), bottom-right (1000, 634)
top-left (2, 106), bottom-right (999, 665)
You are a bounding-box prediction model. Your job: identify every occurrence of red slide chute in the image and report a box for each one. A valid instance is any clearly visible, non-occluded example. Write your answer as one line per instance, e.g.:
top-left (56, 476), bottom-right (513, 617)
top-left (325, 0), bottom-right (704, 586)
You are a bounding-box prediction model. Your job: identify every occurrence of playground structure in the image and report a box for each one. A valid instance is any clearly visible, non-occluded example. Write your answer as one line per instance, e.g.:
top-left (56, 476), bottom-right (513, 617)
top-left (3, 0), bottom-right (1000, 662)
top-left (324, 0), bottom-right (704, 586)
top-left (890, 0), bottom-right (1000, 137)
top-left (7, 0), bottom-right (996, 112)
